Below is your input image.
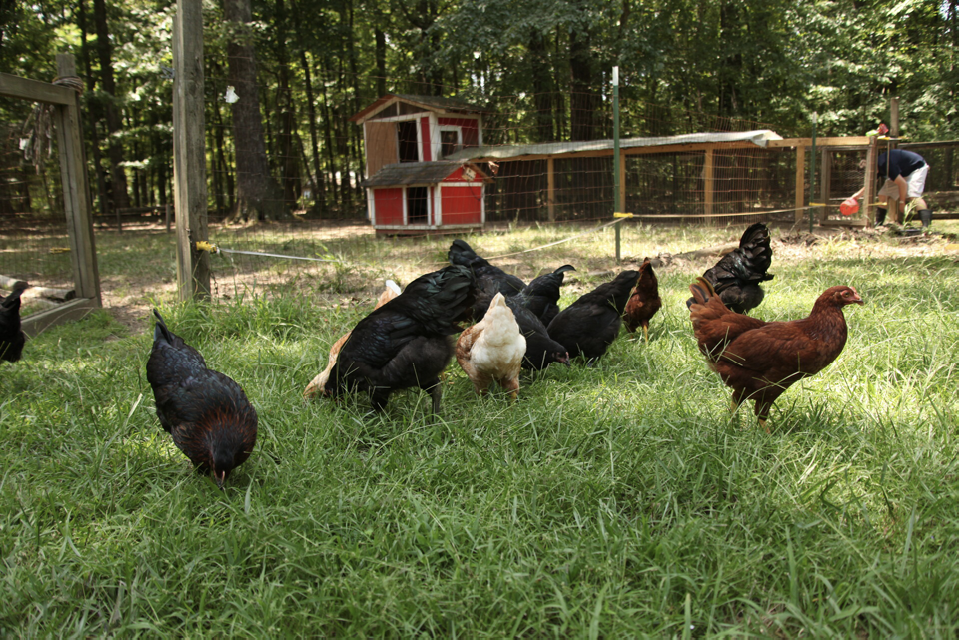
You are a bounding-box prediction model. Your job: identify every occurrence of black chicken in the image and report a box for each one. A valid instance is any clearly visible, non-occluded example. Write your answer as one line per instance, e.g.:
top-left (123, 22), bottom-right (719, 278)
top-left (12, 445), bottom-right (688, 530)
top-left (448, 239), bottom-right (525, 300)
top-left (325, 265), bottom-right (474, 413)
top-left (517, 265), bottom-right (576, 327)
top-left (473, 280), bottom-right (570, 370)
top-left (146, 310), bottom-right (258, 489)
top-left (546, 270), bottom-right (640, 361)
top-left (688, 223), bottom-right (774, 314)
top-left (0, 281), bottom-right (28, 363)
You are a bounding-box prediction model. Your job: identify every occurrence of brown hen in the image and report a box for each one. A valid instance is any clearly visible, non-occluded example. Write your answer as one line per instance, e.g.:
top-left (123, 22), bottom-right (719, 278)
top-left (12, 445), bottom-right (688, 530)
top-left (623, 258), bottom-right (662, 341)
top-left (688, 277), bottom-right (862, 430)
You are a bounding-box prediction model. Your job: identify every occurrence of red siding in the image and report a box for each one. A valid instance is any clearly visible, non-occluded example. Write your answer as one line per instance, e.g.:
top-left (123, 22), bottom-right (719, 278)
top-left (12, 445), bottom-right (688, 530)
top-left (420, 117), bottom-right (432, 161)
top-left (442, 166), bottom-right (484, 182)
top-left (441, 186), bottom-right (482, 225)
top-left (374, 188), bottom-right (404, 225)
top-left (438, 117), bottom-right (480, 147)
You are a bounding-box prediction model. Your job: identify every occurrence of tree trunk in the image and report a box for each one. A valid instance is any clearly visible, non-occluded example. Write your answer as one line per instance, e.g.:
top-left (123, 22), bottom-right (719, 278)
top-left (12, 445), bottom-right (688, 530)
top-left (92, 0), bottom-right (130, 211)
top-left (224, 0), bottom-right (287, 223)
top-left (299, 50), bottom-right (326, 214)
top-left (569, 26), bottom-right (599, 141)
top-left (375, 26), bottom-right (387, 97)
top-left (529, 31), bottom-right (554, 143)
top-left (210, 84), bottom-right (234, 214)
top-left (77, 0), bottom-right (109, 216)
top-left (274, 0), bottom-right (300, 211)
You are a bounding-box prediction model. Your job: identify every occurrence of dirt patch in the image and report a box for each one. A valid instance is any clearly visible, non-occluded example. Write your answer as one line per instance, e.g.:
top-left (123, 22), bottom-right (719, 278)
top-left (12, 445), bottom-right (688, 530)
top-left (74, 220), bottom-right (959, 336)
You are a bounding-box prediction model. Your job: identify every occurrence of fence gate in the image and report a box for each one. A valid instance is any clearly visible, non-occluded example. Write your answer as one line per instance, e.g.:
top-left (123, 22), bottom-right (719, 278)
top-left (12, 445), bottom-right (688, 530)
top-left (0, 54), bottom-right (101, 336)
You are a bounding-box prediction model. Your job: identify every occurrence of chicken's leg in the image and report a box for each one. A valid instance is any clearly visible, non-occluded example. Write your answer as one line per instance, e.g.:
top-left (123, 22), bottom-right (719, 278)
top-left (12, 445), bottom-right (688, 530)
top-left (424, 379), bottom-right (443, 414)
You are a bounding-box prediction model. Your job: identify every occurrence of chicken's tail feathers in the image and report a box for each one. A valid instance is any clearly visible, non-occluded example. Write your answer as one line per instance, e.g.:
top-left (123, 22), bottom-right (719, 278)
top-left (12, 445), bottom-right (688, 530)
top-left (448, 239), bottom-right (481, 267)
top-left (739, 222), bottom-right (770, 248)
top-left (1, 281), bottom-right (29, 308)
top-left (152, 309), bottom-right (175, 344)
top-left (738, 222), bottom-right (773, 275)
top-left (688, 277), bottom-right (716, 307)
top-left (554, 264), bottom-right (576, 275)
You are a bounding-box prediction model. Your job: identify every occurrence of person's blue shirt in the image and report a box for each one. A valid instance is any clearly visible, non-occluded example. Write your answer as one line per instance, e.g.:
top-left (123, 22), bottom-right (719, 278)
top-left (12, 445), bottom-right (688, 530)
top-left (877, 149), bottom-right (926, 180)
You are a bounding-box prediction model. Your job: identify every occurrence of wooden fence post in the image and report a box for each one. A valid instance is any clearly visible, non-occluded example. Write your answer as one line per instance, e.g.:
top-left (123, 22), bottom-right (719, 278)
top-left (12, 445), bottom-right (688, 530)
top-left (794, 144), bottom-right (805, 224)
top-left (703, 148), bottom-right (715, 222)
top-left (863, 139), bottom-right (878, 224)
top-left (887, 97), bottom-right (900, 223)
top-left (173, 0), bottom-right (210, 301)
top-left (819, 148), bottom-right (831, 224)
top-left (547, 157), bottom-right (555, 222)
top-left (55, 54), bottom-right (101, 305)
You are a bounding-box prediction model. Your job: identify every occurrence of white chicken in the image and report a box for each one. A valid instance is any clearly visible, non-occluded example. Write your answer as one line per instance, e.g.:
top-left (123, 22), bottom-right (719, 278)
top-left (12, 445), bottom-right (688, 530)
top-left (304, 280), bottom-right (402, 399)
top-left (456, 292), bottom-right (526, 400)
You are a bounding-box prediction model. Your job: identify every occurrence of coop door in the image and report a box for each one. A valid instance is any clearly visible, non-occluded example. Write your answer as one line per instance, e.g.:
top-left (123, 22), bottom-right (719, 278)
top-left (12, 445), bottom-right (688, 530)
top-left (398, 121), bottom-right (419, 163)
top-left (407, 187), bottom-right (428, 224)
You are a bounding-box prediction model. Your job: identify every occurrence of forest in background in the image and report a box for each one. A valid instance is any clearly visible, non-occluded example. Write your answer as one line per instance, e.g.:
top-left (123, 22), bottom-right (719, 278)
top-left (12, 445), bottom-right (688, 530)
top-left (0, 0), bottom-right (957, 221)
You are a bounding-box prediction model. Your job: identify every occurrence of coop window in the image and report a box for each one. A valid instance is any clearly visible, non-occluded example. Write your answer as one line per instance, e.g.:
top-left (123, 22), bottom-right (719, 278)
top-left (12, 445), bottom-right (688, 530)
top-left (407, 186), bottom-right (428, 224)
top-left (398, 121), bottom-right (419, 163)
top-left (440, 128), bottom-right (462, 158)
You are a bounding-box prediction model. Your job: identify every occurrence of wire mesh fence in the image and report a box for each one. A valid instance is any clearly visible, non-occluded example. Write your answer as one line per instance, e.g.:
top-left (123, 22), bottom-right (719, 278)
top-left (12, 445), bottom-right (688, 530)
top-left (0, 96), bottom-right (76, 317)
top-left (7, 54), bottom-right (959, 307)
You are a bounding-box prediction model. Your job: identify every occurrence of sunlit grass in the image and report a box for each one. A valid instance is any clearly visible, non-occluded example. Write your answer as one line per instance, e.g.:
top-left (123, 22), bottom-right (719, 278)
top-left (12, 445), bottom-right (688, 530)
top-left (1, 223), bottom-right (958, 635)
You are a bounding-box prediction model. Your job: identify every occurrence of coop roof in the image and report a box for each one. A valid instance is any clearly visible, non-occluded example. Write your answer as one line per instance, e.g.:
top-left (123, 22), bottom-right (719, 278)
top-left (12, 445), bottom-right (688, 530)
top-left (445, 129), bottom-right (783, 162)
top-left (351, 94), bottom-right (488, 123)
top-left (362, 161), bottom-right (490, 187)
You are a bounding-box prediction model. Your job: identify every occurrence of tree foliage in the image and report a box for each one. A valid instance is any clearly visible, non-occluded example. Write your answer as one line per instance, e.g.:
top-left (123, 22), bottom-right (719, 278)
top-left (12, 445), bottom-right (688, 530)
top-left (1, 0), bottom-right (956, 218)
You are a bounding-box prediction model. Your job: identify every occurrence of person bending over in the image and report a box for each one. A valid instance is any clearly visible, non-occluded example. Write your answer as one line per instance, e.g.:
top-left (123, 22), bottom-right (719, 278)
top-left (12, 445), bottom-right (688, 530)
top-left (849, 149), bottom-right (932, 228)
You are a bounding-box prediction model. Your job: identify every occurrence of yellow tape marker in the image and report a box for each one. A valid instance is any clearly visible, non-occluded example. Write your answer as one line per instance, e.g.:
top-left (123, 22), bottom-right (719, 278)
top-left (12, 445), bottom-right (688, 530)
top-left (48, 247), bottom-right (71, 254)
top-left (194, 241), bottom-right (218, 253)
top-left (613, 212), bottom-right (634, 218)
top-left (809, 203), bottom-right (828, 207)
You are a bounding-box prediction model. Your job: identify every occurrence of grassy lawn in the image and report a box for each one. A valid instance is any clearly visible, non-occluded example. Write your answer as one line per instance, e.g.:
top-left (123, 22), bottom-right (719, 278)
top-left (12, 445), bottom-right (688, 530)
top-left (1, 221), bottom-right (958, 635)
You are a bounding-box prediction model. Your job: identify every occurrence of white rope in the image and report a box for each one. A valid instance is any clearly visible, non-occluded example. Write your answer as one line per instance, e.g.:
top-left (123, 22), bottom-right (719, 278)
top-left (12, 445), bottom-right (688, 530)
top-left (214, 247), bottom-right (342, 263)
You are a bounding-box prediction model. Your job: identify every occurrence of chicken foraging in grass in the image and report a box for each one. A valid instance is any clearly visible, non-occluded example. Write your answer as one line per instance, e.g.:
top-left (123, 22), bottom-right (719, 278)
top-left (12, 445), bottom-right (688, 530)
top-left (303, 280), bottom-right (402, 399)
top-left (0, 281), bottom-right (28, 363)
top-left (473, 280), bottom-right (569, 370)
top-left (146, 310), bottom-right (258, 489)
top-left (687, 222), bottom-right (774, 315)
top-left (456, 292), bottom-right (526, 399)
top-left (623, 258), bottom-right (662, 341)
top-left (448, 239), bottom-right (525, 302)
top-left (688, 277), bottom-right (863, 430)
top-left (517, 264), bottom-right (576, 327)
top-left (546, 270), bottom-right (640, 361)
top-left (324, 265), bottom-right (474, 414)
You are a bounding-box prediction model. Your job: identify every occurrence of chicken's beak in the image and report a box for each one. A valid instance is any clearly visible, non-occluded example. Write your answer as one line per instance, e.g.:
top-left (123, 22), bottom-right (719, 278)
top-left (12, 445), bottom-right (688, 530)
top-left (852, 295), bottom-right (864, 305)
top-left (214, 470), bottom-right (226, 490)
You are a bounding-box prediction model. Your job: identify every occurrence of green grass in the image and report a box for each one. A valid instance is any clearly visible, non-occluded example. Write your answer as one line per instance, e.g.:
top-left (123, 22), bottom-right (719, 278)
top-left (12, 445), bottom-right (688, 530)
top-left (2, 223), bottom-right (959, 636)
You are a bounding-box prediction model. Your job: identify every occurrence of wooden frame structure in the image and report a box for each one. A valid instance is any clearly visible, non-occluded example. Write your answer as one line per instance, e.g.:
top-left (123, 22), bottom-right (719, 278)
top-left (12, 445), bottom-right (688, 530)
top-left (454, 131), bottom-right (877, 225)
top-left (0, 54), bottom-right (102, 336)
top-left (173, 0), bottom-right (210, 300)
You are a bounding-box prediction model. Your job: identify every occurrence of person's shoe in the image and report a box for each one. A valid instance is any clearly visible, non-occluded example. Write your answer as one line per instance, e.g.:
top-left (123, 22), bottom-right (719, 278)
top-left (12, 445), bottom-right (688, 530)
top-left (875, 207), bottom-right (887, 226)
top-left (919, 209), bottom-right (932, 228)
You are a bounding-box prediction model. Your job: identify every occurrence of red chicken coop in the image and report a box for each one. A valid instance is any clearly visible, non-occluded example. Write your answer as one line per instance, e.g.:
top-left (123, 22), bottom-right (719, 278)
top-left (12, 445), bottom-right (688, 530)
top-left (351, 94), bottom-right (490, 235)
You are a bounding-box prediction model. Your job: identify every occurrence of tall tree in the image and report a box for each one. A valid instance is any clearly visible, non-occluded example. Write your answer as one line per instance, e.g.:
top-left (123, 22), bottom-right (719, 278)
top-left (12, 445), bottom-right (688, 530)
top-left (224, 0), bottom-right (287, 222)
top-left (92, 0), bottom-right (130, 211)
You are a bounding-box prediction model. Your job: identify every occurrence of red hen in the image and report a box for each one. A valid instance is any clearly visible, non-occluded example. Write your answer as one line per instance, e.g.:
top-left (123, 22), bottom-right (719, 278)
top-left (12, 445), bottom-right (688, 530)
top-left (623, 258), bottom-right (662, 341)
top-left (688, 277), bottom-right (862, 430)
